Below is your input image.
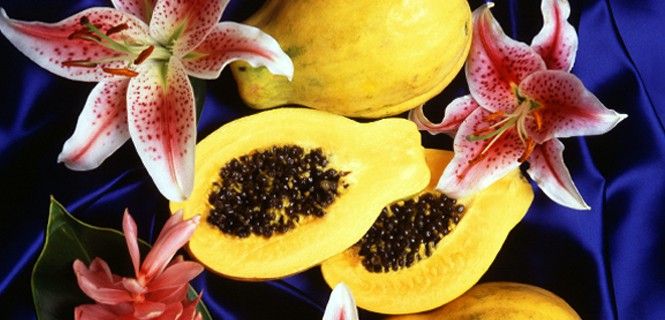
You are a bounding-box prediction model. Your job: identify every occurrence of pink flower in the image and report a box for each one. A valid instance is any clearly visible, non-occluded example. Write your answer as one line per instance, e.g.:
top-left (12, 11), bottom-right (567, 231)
top-left (410, 0), bottom-right (626, 210)
top-left (0, 0), bottom-right (294, 201)
top-left (323, 283), bottom-right (359, 320)
top-left (72, 210), bottom-right (203, 320)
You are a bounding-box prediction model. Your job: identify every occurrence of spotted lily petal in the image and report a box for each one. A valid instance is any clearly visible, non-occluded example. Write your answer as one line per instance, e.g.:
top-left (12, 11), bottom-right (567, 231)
top-left (149, 0), bottom-right (227, 57)
top-left (531, 0), bottom-right (578, 71)
top-left (57, 79), bottom-right (130, 170)
top-left (323, 283), bottom-right (359, 320)
top-left (408, 95), bottom-right (481, 137)
top-left (437, 107), bottom-right (524, 198)
top-left (0, 7), bottom-right (150, 82)
top-left (140, 213), bottom-right (200, 281)
top-left (527, 139), bottom-right (590, 209)
top-left (127, 58), bottom-right (196, 201)
top-left (73, 258), bottom-right (134, 305)
top-left (519, 70), bottom-right (627, 143)
top-left (182, 21), bottom-right (294, 80)
top-left (467, 3), bottom-right (546, 112)
top-left (112, 0), bottom-right (155, 23)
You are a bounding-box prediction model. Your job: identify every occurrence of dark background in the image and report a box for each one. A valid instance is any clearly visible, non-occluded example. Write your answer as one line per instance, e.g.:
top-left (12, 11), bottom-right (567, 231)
top-left (1, 0), bottom-right (664, 319)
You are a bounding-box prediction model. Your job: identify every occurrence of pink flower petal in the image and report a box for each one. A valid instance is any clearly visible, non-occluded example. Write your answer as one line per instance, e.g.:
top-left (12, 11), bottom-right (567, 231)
top-left (466, 3), bottom-right (545, 112)
top-left (531, 0), bottom-right (578, 71)
top-left (122, 277), bottom-right (147, 295)
top-left (527, 139), bottom-right (590, 209)
top-left (75, 304), bottom-right (119, 320)
top-left (73, 259), bottom-right (134, 305)
top-left (519, 70), bottom-right (627, 143)
top-left (122, 209), bottom-right (142, 277)
top-left (0, 7), bottom-right (150, 82)
top-left (178, 292), bottom-right (203, 320)
top-left (140, 214), bottom-right (199, 280)
top-left (112, 0), bottom-right (155, 23)
top-left (154, 301), bottom-right (185, 320)
top-left (149, 0), bottom-right (228, 57)
top-left (149, 261), bottom-right (203, 291)
top-left (437, 107), bottom-right (523, 198)
top-left (148, 283), bottom-right (189, 304)
top-left (57, 79), bottom-right (130, 170)
top-left (323, 283), bottom-right (359, 320)
top-left (182, 21), bottom-right (294, 80)
top-left (126, 58), bottom-right (196, 201)
top-left (157, 210), bottom-right (185, 241)
top-left (408, 95), bottom-right (480, 137)
top-left (133, 300), bottom-right (166, 319)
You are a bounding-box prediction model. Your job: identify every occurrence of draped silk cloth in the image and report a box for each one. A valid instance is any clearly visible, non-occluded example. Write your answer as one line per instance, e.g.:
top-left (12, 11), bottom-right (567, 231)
top-left (1, 0), bottom-right (663, 319)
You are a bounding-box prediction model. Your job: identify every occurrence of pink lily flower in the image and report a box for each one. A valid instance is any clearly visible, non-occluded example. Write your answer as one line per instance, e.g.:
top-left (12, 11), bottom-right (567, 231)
top-left (0, 0), bottom-right (294, 201)
top-left (410, 0), bottom-right (626, 210)
top-left (323, 283), bottom-right (359, 320)
top-left (72, 210), bottom-right (204, 320)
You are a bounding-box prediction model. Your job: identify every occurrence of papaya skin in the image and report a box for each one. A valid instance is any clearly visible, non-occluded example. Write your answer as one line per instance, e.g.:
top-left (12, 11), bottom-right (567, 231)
top-left (170, 108), bottom-right (430, 280)
top-left (387, 282), bottom-right (581, 320)
top-left (230, 0), bottom-right (472, 118)
top-left (321, 149), bottom-right (534, 314)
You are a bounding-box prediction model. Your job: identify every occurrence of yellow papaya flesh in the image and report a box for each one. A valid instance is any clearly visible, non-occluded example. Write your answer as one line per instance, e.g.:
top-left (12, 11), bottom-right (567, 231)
top-left (231, 0), bottom-right (472, 118)
top-left (321, 149), bottom-right (534, 314)
top-left (170, 108), bottom-right (430, 280)
top-left (388, 282), bottom-right (581, 320)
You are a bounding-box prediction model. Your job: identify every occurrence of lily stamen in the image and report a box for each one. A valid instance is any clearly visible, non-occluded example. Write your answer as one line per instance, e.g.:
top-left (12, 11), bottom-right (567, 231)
top-left (78, 16), bottom-right (133, 54)
top-left (67, 29), bottom-right (101, 42)
top-left (134, 46), bottom-right (155, 65)
top-left (518, 138), bottom-right (536, 163)
top-left (62, 59), bottom-right (98, 68)
top-left (532, 110), bottom-right (543, 130)
top-left (102, 67), bottom-right (139, 77)
top-left (106, 23), bottom-right (129, 36)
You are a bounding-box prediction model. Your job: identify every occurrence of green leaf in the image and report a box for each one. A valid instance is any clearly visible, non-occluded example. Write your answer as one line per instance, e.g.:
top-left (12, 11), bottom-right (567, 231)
top-left (190, 76), bottom-right (207, 121)
top-left (31, 197), bottom-right (212, 320)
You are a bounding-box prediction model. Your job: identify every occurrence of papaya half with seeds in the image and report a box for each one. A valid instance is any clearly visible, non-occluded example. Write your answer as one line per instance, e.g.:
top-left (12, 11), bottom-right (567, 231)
top-left (387, 282), bottom-right (581, 320)
top-left (170, 108), bottom-right (430, 280)
top-left (230, 0), bottom-right (472, 118)
top-left (321, 149), bottom-right (534, 314)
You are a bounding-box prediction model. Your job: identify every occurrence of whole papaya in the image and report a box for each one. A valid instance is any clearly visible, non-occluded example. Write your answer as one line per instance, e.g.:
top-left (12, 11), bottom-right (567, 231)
top-left (387, 282), bottom-right (581, 320)
top-left (230, 0), bottom-right (472, 118)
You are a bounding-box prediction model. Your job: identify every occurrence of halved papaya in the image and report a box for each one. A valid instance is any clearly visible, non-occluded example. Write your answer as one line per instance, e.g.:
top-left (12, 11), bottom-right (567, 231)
top-left (170, 108), bottom-right (430, 280)
top-left (321, 149), bottom-right (534, 314)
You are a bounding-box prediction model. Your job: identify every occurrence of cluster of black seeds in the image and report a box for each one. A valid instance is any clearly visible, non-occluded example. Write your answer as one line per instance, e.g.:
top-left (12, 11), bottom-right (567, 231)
top-left (356, 192), bottom-right (464, 273)
top-left (207, 145), bottom-right (349, 238)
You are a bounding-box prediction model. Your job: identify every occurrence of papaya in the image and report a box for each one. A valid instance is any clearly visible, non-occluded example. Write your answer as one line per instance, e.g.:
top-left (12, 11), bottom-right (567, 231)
top-left (387, 282), bottom-right (581, 320)
top-left (169, 108), bottom-right (430, 280)
top-left (230, 0), bottom-right (472, 118)
top-left (321, 149), bottom-right (534, 314)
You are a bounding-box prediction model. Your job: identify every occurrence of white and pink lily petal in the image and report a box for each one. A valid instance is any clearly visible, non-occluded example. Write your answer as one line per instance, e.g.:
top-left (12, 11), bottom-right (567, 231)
top-left (1, 0), bottom-right (294, 201)
top-left (323, 282), bottom-right (359, 320)
top-left (531, 0), bottom-right (578, 71)
top-left (183, 21), bottom-right (294, 80)
top-left (408, 95), bottom-right (480, 137)
top-left (434, 1), bottom-right (626, 210)
top-left (0, 7), bottom-right (155, 82)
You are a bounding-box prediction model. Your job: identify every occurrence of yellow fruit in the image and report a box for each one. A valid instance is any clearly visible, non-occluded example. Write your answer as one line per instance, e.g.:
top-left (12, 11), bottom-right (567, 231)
top-left (170, 108), bottom-right (430, 280)
top-left (231, 0), bottom-right (472, 118)
top-left (387, 282), bottom-right (581, 320)
top-left (321, 149), bottom-right (534, 314)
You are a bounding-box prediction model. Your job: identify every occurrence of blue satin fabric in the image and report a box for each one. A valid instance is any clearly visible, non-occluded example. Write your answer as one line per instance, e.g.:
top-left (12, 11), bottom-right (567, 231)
top-left (1, 0), bottom-right (663, 319)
